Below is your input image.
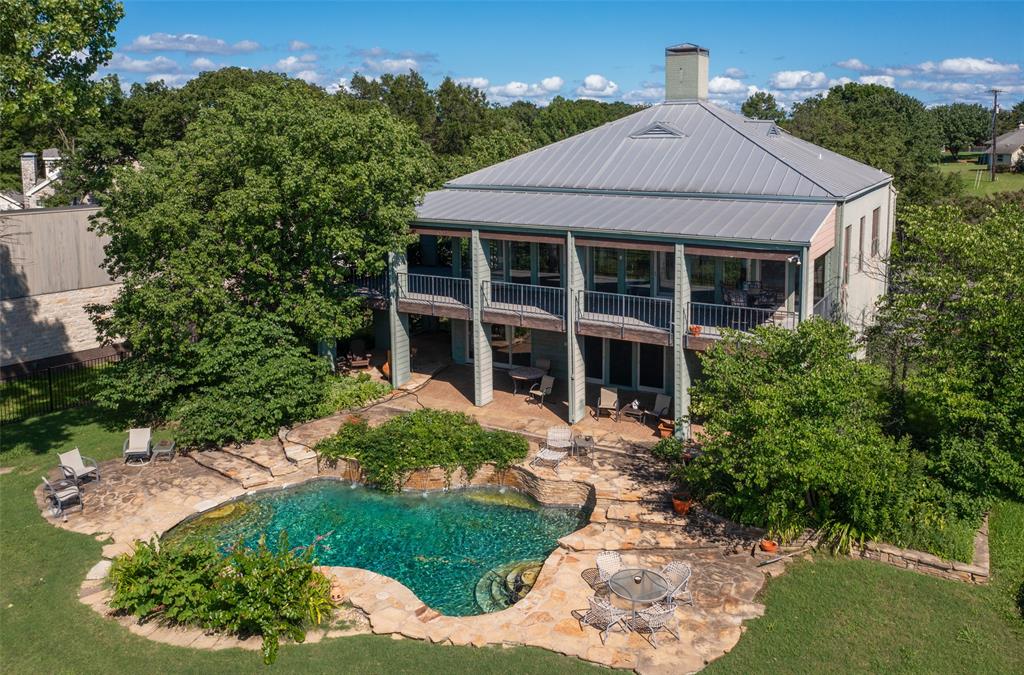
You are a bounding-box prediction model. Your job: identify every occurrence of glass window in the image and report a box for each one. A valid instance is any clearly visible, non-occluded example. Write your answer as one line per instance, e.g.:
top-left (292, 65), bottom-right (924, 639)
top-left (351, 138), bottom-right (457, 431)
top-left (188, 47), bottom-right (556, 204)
top-left (538, 243), bottom-right (562, 287)
top-left (490, 323), bottom-right (510, 367)
top-left (510, 327), bottom-right (532, 366)
top-left (638, 344), bottom-right (664, 390)
top-left (843, 225), bottom-right (851, 283)
top-left (657, 252), bottom-right (674, 297)
top-left (871, 208), bottom-right (881, 257)
top-left (858, 216), bottom-right (865, 272)
top-left (487, 240), bottom-right (505, 281)
top-left (688, 256), bottom-right (714, 290)
top-left (584, 336), bottom-right (603, 380)
top-left (761, 260), bottom-right (786, 293)
top-left (625, 251), bottom-right (651, 296)
top-left (592, 248), bottom-right (619, 293)
top-left (722, 259), bottom-right (743, 289)
top-left (813, 255), bottom-right (826, 303)
top-left (608, 340), bottom-right (633, 388)
top-left (509, 242), bottom-right (532, 284)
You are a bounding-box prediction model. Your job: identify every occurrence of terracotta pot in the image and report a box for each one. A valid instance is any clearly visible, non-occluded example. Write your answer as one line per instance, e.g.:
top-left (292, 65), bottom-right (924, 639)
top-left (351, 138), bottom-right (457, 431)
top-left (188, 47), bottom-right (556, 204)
top-left (688, 324), bottom-right (702, 336)
top-left (671, 493), bottom-right (692, 516)
top-left (381, 350), bottom-right (391, 380)
top-left (759, 539), bottom-right (779, 553)
top-left (657, 422), bottom-right (674, 438)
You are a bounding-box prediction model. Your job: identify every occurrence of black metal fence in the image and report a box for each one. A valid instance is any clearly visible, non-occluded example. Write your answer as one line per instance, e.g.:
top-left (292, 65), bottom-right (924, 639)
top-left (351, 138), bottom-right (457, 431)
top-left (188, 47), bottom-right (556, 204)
top-left (0, 353), bottom-right (125, 424)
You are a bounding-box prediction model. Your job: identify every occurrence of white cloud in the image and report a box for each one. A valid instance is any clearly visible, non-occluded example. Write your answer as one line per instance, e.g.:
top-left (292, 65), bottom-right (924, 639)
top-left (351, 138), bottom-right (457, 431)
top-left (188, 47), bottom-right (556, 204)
top-left (274, 53), bottom-right (318, 73)
top-left (836, 58), bottom-right (870, 71)
top-left (623, 86), bottom-right (665, 104)
top-left (488, 76), bottom-right (564, 100)
top-left (880, 66), bottom-right (915, 77)
top-left (576, 74), bottom-right (618, 98)
top-left (903, 80), bottom-right (988, 95)
top-left (293, 70), bottom-right (323, 84)
top-left (125, 32), bottom-right (261, 54)
top-left (456, 77), bottom-right (490, 89)
top-left (191, 57), bottom-right (216, 70)
top-left (362, 57), bottom-right (420, 74)
top-left (723, 67), bottom-right (747, 79)
top-left (289, 40), bottom-right (311, 51)
top-left (540, 76), bottom-right (565, 92)
top-left (349, 47), bottom-right (438, 75)
top-left (327, 77), bottom-right (351, 94)
top-left (859, 75), bottom-right (895, 87)
top-left (106, 54), bottom-right (180, 73)
top-left (920, 57), bottom-right (1020, 76)
top-left (769, 70), bottom-right (829, 89)
top-left (708, 76), bottom-right (746, 94)
top-left (145, 73), bottom-right (194, 87)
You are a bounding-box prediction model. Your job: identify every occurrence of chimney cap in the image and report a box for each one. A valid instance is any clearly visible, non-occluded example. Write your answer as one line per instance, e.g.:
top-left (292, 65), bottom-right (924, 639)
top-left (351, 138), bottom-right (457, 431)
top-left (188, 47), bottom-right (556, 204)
top-left (20, 151), bottom-right (38, 158)
top-left (665, 43), bottom-right (709, 56)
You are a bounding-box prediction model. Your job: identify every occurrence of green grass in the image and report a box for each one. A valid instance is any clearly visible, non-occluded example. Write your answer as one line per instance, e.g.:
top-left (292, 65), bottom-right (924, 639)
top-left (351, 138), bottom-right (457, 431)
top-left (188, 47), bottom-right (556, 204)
top-left (2, 407), bottom-right (1022, 673)
top-left (935, 161), bottom-right (1024, 196)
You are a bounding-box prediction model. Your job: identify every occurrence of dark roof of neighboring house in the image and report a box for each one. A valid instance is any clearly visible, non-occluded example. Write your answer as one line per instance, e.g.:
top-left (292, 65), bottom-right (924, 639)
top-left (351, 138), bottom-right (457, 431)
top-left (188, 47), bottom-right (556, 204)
top-left (41, 148), bottom-right (61, 159)
top-left (989, 126), bottom-right (1024, 154)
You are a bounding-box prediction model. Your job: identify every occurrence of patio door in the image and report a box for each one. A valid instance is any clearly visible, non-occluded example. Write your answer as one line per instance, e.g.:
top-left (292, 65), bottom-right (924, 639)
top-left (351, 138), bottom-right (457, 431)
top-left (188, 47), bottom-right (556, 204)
top-left (490, 324), bottom-right (532, 369)
top-left (607, 339), bottom-right (633, 388)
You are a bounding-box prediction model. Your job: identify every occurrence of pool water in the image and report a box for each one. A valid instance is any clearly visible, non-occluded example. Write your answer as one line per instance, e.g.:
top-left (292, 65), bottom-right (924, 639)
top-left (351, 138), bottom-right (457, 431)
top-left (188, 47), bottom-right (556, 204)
top-left (164, 480), bottom-right (586, 616)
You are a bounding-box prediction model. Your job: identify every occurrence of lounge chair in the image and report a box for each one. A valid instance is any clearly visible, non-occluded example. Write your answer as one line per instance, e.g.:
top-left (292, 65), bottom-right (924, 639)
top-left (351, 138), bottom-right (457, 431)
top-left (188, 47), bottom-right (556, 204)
top-left (535, 357), bottom-right (551, 373)
top-left (529, 426), bottom-right (572, 470)
top-left (645, 394), bottom-right (672, 425)
top-left (58, 448), bottom-right (100, 485)
top-left (596, 550), bottom-right (623, 582)
top-left (528, 375), bottom-right (554, 407)
top-left (596, 387), bottom-right (619, 421)
top-left (660, 560), bottom-right (694, 606)
top-left (123, 427), bottom-right (152, 465)
top-left (622, 602), bottom-right (680, 648)
top-left (574, 596), bottom-right (630, 645)
top-left (346, 339), bottom-right (371, 369)
top-left (42, 477), bottom-right (83, 517)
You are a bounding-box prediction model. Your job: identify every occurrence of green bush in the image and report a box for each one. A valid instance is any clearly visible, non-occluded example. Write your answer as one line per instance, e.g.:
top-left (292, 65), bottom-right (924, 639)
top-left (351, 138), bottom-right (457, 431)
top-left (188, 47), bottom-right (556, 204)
top-left (108, 533), bottom-right (334, 664)
top-left (315, 409), bottom-right (529, 492)
top-left (315, 372), bottom-right (391, 416)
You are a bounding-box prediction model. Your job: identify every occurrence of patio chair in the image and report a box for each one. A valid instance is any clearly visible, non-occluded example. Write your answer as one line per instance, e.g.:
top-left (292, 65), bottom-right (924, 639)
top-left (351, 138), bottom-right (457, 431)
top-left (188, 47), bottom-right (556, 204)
top-left (530, 426), bottom-right (572, 470)
top-left (58, 448), bottom-right (100, 485)
top-left (123, 427), bottom-right (152, 465)
top-left (41, 477), bottom-right (83, 517)
top-left (645, 394), bottom-right (672, 426)
top-left (529, 446), bottom-right (568, 470)
top-left (622, 602), bottom-right (680, 649)
top-left (660, 560), bottom-right (694, 607)
top-left (535, 357), bottom-right (551, 373)
top-left (528, 375), bottom-right (554, 407)
top-left (573, 595), bottom-right (630, 645)
top-left (596, 387), bottom-right (619, 422)
top-left (596, 550), bottom-right (623, 582)
top-left (346, 339), bottom-right (371, 369)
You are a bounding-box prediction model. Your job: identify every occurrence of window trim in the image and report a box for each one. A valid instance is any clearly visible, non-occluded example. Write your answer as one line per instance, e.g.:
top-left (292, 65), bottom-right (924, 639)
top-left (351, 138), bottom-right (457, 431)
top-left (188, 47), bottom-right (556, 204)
top-left (843, 225), bottom-right (852, 284)
top-left (858, 215), bottom-right (865, 272)
top-left (871, 207), bottom-right (881, 257)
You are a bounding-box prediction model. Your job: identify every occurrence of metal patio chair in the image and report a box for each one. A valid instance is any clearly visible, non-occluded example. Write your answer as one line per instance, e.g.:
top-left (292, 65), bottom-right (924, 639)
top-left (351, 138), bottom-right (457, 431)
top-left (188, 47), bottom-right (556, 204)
top-left (622, 601), bottom-right (680, 648)
top-left (123, 427), bottom-right (152, 465)
top-left (596, 387), bottom-right (619, 421)
top-left (528, 375), bottom-right (554, 407)
top-left (529, 426), bottom-right (572, 470)
top-left (596, 550), bottom-right (624, 582)
top-left (58, 448), bottom-right (100, 485)
top-left (644, 394), bottom-right (672, 426)
top-left (573, 595), bottom-right (630, 645)
top-left (660, 560), bottom-right (694, 607)
top-left (42, 477), bottom-right (83, 517)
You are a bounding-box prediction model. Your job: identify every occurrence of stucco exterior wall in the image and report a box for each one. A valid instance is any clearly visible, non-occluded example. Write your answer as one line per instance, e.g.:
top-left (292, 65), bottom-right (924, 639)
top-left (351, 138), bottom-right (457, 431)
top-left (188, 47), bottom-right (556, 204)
top-left (839, 185), bottom-right (894, 336)
top-left (0, 284), bottom-right (120, 367)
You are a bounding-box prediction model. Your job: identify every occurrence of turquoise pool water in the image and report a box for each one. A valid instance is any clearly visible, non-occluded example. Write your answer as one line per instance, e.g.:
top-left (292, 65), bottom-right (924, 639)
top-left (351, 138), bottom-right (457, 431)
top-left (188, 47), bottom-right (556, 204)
top-left (164, 480), bottom-right (586, 616)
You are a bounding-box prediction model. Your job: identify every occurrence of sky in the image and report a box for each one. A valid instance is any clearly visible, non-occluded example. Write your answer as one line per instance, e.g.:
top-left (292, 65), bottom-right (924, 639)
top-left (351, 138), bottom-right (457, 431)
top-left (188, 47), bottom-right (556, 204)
top-left (105, 1), bottom-right (1024, 110)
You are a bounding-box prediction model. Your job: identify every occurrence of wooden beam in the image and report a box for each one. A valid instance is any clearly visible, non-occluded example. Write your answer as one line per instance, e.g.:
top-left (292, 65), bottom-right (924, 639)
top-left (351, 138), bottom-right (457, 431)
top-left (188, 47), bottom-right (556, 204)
top-left (683, 245), bottom-right (795, 262)
top-left (410, 226), bottom-right (470, 238)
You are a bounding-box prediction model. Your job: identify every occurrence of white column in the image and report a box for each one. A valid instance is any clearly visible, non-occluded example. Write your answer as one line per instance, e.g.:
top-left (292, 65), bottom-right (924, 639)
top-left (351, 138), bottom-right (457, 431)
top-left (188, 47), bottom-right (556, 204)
top-left (566, 232), bottom-right (586, 423)
top-left (672, 243), bottom-right (692, 438)
top-left (470, 230), bottom-right (493, 406)
top-left (387, 251), bottom-right (411, 387)
top-left (800, 246), bottom-right (813, 320)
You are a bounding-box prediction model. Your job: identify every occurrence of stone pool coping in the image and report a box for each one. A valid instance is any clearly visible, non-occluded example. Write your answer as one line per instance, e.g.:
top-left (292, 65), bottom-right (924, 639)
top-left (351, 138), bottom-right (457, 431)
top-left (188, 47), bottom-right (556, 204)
top-left (45, 442), bottom-right (776, 675)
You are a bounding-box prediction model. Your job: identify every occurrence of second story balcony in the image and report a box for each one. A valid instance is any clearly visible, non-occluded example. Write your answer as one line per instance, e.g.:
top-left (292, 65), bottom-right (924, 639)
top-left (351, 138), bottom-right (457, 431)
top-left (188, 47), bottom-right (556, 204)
top-left (396, 272), bottom-right (471, 320)
top-left (576, 291), bottom-right (674, 345)
top-left (481, 280), bottom-right (567, 332)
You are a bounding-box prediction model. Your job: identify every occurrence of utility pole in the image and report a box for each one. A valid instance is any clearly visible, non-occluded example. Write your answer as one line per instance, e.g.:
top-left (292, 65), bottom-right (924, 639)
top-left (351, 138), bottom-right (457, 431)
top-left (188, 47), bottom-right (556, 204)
top-left (989, 88), bottom-right (1003, 182)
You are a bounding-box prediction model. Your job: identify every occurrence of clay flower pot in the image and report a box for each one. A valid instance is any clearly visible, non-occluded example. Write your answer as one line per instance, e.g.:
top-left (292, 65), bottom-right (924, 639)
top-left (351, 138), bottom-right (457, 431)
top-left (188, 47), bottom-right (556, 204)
top-left (759, 538), bottom-right (779, 553)
top-left (657, 421), bottom-right (674, 438)
top-left (671, 492), bottom-right (692, 516)
top-left (688, 324), bottom-right (702, 337)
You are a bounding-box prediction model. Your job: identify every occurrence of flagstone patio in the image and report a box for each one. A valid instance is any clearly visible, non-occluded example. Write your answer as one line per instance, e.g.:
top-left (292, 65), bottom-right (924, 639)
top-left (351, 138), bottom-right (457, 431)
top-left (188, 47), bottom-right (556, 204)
top-left (41, 401), bottom-right (788, 674)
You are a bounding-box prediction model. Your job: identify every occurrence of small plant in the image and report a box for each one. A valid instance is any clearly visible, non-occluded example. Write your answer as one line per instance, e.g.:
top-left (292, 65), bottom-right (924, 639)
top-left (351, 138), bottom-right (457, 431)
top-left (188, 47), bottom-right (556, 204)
top-left (316, 372), bottom-right (391, 416)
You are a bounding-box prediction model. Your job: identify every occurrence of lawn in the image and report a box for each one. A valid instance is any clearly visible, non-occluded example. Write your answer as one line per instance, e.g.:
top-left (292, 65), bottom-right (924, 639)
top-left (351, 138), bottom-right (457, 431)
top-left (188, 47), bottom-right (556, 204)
top-left (2, 407), bottom-right (1023, 673)
top-left (935, 161), bottom-right (1024, 196)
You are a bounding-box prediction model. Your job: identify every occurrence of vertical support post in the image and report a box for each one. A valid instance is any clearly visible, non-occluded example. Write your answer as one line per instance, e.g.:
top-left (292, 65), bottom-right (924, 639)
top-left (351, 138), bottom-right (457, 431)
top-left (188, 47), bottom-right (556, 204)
top-left (800, 246), bottom-right (813, 321)
top-left (672, 244), bottom-right (691, 438)
top-left (566, 232), bottom-right (587, 424)
top-left (470, 230), bottom-right (493, 406)
top-left (785, 258), bottom-right (797, 312)
top-left (387, 251), bottom-right (411, 388)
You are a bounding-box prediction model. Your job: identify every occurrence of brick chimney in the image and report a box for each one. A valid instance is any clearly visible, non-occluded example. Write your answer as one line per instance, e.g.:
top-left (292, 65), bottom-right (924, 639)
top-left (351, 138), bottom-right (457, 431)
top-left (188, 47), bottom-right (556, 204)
top-left (665, 43), bottom-right (709, 101)
top-left (20, 152), bottom-right (38, 208)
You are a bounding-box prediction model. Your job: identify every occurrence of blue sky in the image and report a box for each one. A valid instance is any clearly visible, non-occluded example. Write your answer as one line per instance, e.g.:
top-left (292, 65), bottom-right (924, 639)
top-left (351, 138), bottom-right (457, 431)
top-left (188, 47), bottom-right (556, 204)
top-left (106, 1), bottom-right (1023, 110)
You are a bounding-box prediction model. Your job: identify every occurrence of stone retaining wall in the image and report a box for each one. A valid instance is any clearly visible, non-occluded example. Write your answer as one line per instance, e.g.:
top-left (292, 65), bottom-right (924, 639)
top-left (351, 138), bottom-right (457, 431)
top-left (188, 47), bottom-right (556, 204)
top-left (851, 516), bottom-right (990, 584)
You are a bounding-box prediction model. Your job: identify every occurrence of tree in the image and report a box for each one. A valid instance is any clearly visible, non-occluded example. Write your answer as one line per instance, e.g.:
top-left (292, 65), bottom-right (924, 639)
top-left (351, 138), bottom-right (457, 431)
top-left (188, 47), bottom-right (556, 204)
top-left (530, 96), bottom-right (643, 145)
top-left (347, 71), bottom-right (436, 141)
top-left (0, 0), bottom-right (123, 152)
top-left (434, 77), bottom-right (489, 155)
top-left (741, 91), bottom-right (785, 122)
top-left (786, 83), bottom-right (956, 205)
top-left (931, 103), bottom-right (990, 159)
top-left (438, 117), bottom-right (534, 180)
top-left (995, 99), bottom-right (1024, 136)
top-left (90, 80), bottom-right (434, 445)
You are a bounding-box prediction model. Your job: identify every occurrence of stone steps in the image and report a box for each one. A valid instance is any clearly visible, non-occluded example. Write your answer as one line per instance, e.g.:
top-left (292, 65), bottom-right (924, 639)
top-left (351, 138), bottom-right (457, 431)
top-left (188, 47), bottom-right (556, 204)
top-left (278, 429), bottom-right (318, 466)
top-left (221, 438), bottom-right (298, 477)
top-left (191, 450), bottom-right (273, 488)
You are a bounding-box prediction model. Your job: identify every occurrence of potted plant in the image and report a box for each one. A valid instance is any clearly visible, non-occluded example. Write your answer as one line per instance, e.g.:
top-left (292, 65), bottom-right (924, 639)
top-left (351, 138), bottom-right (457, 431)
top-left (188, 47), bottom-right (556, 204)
top-left (656, 418), bottom-right (675, 438)
top-left (758, 538), bottom-right (779, 553)
top-left (688, 324), bottom-right (702, 337)
top-left (671, 490), bottom-right (692, 516)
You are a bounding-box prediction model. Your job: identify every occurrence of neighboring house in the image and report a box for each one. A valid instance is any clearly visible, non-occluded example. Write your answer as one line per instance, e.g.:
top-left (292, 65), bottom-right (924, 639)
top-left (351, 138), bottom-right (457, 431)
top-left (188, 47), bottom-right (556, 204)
top-left (984, 122), bottom-right (1024, 170)
top-left (368, 43), bottom-right (896, 432)
top-left (17, 148), bottom-right (63, 209)
top-left (0, 190), bottom-right (23, 211)
top-left (0, 205), bottom-right (122, 373)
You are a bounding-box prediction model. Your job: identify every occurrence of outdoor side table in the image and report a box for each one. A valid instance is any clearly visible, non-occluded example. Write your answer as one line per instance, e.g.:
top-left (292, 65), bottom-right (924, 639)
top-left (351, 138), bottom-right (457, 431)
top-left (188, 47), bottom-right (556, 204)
top-left (619, 403), bottom-right (645, 425)
top-left (607, 568), bottom-right (671, 619)
top-left (151, 439), bottom-right (176, 462)
top-left (573, 435), bottom-right (595, 457)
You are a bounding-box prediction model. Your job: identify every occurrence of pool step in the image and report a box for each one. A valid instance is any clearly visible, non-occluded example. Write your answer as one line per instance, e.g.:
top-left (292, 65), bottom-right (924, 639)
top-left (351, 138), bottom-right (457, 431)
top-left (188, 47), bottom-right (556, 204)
top-left (192, 450), bottom-right (273, 488)
top-left (473, 559), bottom-right (544, 613)
top-left (222, 439), bottom-right (298, 477)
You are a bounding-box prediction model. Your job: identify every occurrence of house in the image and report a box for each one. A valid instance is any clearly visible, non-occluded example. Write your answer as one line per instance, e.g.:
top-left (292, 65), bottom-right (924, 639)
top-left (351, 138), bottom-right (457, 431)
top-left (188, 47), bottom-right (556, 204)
top-left (367, 43), bottom-right (895, 435)
top-left (17, 148), bottom-right (63, 209)
top-left (985, 122), bottom-right (1024, 170)
top-left (0, 190), bottom-right (23, 211)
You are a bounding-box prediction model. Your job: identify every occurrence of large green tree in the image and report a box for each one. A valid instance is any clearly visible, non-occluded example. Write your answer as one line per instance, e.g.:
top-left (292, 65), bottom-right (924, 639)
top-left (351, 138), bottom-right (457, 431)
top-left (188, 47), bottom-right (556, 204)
top-left (91, 79), bottom-right (434, 445)
top-left (786, 83), bottom-right (956, 205)
top-left (931, 102), bottom-right (990, 159)
top-left (434, 77), bottom-right (489, 155)
top-left (348, 71), bottom-right (437, 142)
top-left (741, 91), bottom-right (785, 122)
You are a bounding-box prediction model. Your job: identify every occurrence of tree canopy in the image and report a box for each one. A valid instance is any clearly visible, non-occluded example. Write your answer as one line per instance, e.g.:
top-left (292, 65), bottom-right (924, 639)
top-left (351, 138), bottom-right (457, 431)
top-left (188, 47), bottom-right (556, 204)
top-left (741, 91), bottom-right (785, 123)
top-left (931, 103), bottom-right (990, 159)
top-left (91, 79), bottom-right (434, 445)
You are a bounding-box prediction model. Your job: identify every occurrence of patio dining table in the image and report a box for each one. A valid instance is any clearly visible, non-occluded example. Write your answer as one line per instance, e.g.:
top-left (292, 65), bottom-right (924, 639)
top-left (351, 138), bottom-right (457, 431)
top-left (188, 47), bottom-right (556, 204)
top-left (607, 568), bottom-right (671, 619)
top-left (509, 366), bottom-right (545, 395)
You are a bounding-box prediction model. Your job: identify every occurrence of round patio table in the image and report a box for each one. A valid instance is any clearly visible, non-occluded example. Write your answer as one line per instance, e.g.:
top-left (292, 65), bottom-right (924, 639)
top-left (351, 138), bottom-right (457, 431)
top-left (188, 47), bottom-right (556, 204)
top-left (607, 568), bottom-right (671, 619)
top-left (509, 366), bottom-right (545, 395)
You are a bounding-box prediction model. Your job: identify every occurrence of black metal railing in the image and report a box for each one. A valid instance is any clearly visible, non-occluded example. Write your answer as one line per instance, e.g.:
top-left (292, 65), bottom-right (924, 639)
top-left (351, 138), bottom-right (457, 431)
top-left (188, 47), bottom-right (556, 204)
top-left (352, 274), bottom-right (388, 300)
top-left (577, 290), bottom-right (673, 333)
top-left (482, 281), bottom-right (566, 322)
top-left (686, 301), bottom-right (798, 338)
top-left (0, 353), bottom-right (126, 424)
top-left (397, 273), bottom-right (471, 308)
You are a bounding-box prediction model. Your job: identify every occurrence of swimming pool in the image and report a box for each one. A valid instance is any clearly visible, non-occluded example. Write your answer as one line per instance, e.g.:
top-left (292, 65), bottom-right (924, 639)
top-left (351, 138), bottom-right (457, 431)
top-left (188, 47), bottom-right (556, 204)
top-left (164, 480), bottom-right (586, 616)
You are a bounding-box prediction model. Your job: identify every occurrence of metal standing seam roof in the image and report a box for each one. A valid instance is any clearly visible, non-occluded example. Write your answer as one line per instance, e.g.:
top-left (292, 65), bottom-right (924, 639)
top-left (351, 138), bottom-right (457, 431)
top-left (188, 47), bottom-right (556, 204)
top-left (989, 127), bottom-right (1024, 153)
top-left (416, 189), bottom-right (835, 246)
top-left (446, 100), bottom-right (890, 200)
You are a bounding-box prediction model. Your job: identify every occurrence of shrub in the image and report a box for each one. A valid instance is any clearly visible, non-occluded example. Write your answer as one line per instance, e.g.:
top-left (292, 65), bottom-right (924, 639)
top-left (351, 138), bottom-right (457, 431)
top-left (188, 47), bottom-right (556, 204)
top-left (315, 409), bottom-right (529, 492)
top-left (108, 533), bottom-right (334, 664)
top-left (315, 372), bottom-right (391, 417)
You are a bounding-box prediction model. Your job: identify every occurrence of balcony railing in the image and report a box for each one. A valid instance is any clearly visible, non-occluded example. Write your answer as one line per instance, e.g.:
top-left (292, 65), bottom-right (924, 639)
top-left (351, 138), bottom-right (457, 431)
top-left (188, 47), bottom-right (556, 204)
top-left (686, 301), bottom-right (798, 338)
top-left (578, 290), bottom-right (674, 333)
top-left (812, 295), bottom-right (840, 321)
top-left (397, 273), bottom-right (471, 308)
top-left (352, 273), bottom-right (388, 299)
top-left (482, 281), bottom-right (566, 322)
